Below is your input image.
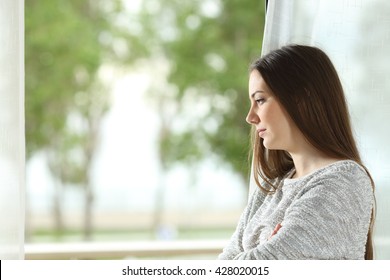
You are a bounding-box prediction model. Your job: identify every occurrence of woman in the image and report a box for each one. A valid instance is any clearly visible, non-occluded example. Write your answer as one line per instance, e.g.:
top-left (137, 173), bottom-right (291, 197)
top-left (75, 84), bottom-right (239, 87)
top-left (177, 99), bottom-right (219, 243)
top-left (218, 45), bottom-right (375, 260)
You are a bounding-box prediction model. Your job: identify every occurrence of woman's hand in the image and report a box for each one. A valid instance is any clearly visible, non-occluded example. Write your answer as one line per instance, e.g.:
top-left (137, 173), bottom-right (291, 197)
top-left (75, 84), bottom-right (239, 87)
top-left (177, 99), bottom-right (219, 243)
top-left (268, 223), bottom-right (282, 240)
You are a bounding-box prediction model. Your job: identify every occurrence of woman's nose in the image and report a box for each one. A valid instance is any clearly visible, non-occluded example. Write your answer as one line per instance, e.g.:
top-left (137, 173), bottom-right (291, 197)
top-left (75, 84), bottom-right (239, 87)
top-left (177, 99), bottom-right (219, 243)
top-left (246, 108), bottom-right (260, 125)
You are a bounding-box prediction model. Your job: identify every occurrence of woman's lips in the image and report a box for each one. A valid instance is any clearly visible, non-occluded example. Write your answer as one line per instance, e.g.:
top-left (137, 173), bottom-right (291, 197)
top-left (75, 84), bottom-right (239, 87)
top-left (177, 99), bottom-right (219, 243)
top-left (257, 128), bottom-right (266, 137)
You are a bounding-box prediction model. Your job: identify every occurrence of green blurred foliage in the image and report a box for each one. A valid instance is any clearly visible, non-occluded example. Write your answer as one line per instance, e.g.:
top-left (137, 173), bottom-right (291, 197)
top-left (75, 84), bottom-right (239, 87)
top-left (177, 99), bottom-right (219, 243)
top-left (25, 0), bottom-right (127, 238)
top-left (25, 0), bottom-right (121, 159)
top-left (25, 0), bottom-right (265, 184)
top-left (134, 0), bottom-right (265, 181)
top-left (24, 0), bottom-right (265, 239)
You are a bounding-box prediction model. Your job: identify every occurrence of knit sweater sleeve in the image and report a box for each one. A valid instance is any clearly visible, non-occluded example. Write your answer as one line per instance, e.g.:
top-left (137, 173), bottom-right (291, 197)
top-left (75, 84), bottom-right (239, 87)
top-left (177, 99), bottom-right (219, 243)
top-left (221, 169), bottom-right (373, 260)
top-left (217, 188), bottom-right (266, 259)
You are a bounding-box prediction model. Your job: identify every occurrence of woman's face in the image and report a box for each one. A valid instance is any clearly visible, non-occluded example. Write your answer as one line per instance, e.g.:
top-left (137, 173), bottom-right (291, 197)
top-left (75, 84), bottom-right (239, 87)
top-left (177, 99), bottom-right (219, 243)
top-left (246, 70), bottom-right (299, 152)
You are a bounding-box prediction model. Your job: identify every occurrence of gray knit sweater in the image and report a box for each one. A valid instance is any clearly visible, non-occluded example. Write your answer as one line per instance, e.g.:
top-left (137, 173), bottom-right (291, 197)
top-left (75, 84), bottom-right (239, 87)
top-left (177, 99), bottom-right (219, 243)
top-left (218, 160), bottom-right (374, 260)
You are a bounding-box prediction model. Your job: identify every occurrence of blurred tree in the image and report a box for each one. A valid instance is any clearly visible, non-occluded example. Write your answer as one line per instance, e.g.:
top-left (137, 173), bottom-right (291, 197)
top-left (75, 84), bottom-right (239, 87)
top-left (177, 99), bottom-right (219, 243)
top-left (25, 0), bottom-right (265, 240)
top-left (137, 0), bottom-right (265, 178)
top-left (25, 0), bottom-right (124, 240)
top-left (127, 0), bottom-right (265, 234)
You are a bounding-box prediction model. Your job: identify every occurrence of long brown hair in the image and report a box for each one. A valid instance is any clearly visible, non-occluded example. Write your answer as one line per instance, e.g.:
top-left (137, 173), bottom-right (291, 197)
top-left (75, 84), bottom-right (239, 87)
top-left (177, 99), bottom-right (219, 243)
top-left (249, 44), bottom-right (375, 259)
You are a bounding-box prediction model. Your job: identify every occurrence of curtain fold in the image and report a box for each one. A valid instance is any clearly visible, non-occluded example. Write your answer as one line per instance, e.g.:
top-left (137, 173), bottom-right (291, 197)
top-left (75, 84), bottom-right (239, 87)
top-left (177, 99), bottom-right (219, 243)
top-left (0, 0), bottom-right (25, 259)
top-left (253, 0), bottom-right (390, 259)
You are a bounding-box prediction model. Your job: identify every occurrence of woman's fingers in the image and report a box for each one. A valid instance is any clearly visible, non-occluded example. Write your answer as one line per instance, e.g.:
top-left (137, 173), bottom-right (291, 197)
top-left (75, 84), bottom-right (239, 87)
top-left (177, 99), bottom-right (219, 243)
top-left (268, 223), bottom-right (282, 240)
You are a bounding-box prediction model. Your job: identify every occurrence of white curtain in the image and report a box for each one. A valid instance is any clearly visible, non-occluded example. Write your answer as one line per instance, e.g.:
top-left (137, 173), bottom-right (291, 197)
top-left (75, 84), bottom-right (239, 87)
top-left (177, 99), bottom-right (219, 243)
top-left (253, 0), bottom-right (390, 259)
top-left (0, 0), bottom-right (25, 259)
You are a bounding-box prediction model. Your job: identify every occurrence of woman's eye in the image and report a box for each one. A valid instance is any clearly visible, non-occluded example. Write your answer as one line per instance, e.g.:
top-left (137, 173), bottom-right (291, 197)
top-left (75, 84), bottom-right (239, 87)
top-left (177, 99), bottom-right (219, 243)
top-left (255, 98), bottom-right (265, 104)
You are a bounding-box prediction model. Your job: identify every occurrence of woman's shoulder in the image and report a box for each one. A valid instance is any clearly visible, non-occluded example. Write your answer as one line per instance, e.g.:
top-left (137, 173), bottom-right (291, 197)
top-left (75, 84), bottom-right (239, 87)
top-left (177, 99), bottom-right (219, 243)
top-left (311, 159), bottom-right (370, 185)
top-left (296, 160), bottom-right (373, 199)
top-left (284, 160), bottom-right (369, 184)
top-left (321, 159), bottom-right (367, 173)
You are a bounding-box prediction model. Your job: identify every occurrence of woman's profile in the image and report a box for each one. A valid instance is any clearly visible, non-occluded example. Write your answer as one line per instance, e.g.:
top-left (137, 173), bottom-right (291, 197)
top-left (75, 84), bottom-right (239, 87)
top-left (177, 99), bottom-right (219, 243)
top-left (218, 45), bottom-right (375, 260)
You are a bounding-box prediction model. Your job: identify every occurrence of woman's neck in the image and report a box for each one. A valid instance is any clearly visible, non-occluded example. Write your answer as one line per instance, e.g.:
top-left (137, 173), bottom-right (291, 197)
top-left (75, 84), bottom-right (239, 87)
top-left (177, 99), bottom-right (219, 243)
top-left (289, 147), bottom-right (341, 179)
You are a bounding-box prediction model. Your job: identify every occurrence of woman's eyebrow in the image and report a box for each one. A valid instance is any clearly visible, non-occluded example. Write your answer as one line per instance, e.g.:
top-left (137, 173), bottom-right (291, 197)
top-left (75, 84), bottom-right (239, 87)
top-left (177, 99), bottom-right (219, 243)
top-left (251, 90), bottom-right (265, 98)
